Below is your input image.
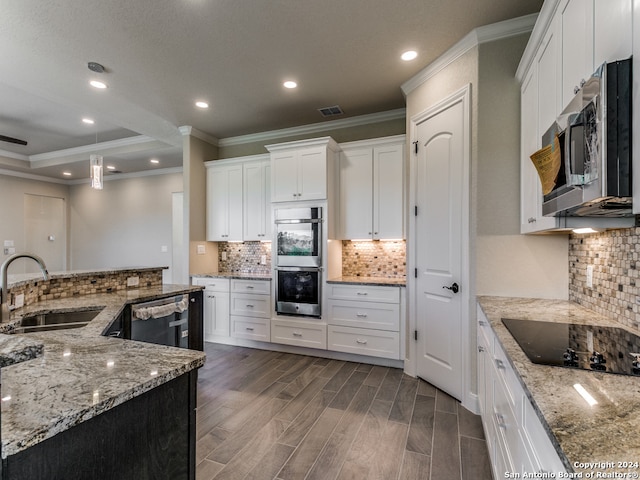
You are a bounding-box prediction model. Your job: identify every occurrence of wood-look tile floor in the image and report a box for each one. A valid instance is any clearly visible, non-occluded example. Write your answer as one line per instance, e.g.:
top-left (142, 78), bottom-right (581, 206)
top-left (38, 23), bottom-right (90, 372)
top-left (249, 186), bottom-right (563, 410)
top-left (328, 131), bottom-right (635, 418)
top-left (196, 343), bottom-right (492, 480)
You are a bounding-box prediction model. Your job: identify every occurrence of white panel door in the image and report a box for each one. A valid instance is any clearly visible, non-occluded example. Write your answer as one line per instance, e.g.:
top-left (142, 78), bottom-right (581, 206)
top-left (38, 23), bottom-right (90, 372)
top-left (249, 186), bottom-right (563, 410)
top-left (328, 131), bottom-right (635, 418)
top-left (243, 161), bottom-right (268, 240)
top-left (24, 194), bottom-right (66, 272)
top-left (560, 0), bottom-right (593, 110)
top-left (207, 167), bottom-right (230, 241)
top-left (374, 143), bottom-right (404, 239)
top-left (227, 167), bottom-right (243, 241)
top-left (415, 97), bottom-right (465, 400)
top-left (204, 290), bottom-right (230, 339)
top-left (594, 0), bottom-right (632, 68)
top-left (339, 147), bottom-right (373, 239)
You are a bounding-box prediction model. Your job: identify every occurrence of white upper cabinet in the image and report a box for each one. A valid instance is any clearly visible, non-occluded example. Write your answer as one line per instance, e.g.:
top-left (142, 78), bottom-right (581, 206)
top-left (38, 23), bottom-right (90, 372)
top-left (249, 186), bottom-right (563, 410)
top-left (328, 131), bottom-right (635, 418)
top-left (516, 0), bottom-right (636, 232)
top-left (206, 163), bottom-right (243, 241)
top-left (593, 0), bottom-right (632, 68)
top-left (267, 137), bottom-right (339, 203)
top-left (559, 0), bottom-right (593, 110)
top-left (243, 159), bottom-right (271, 241)
top-left (337, 136), bottom-right (405, 240)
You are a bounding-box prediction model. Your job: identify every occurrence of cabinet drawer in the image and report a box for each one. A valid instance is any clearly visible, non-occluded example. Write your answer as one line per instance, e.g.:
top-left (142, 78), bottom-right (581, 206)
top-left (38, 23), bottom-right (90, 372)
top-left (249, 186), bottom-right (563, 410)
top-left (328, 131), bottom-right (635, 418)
top-left (230, 293), bottom-right (271, 318)
top-left (193, 277), bottom-right (230, 292)
top-left (231, 279), bottom-right (271, 295)
top-left (231, 316), bottom-right (269, 342)
top-left (493, 340), bottom-right (521, 413)
top-left (522, 397), bottom-right (567, 474)
top-left (326, 300), bottom-right (399, 331)
top-left (328, 325), bottom-right (400, 359)
top-left (271, 319), bottom-right (326, 349)
top-left (327, 284), bottom-right (400, 303)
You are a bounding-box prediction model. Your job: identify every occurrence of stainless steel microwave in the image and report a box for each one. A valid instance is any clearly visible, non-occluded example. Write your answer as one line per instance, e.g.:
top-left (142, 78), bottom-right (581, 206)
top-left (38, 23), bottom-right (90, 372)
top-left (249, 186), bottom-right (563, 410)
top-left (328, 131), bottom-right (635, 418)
top-left (542, 58), bottom-right (632, 217)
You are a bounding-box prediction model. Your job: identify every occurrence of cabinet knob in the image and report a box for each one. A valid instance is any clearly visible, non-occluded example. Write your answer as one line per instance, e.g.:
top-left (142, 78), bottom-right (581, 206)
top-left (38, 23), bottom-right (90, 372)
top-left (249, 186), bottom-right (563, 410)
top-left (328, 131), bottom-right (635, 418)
top-left (478, 346), bottom-right (485, 353)
top-left (495, 359), bottom-right (505, 369)
top-left (527, 217), bottom-right (536, 223)
top-left (574, 85), bottom-right (580, 94)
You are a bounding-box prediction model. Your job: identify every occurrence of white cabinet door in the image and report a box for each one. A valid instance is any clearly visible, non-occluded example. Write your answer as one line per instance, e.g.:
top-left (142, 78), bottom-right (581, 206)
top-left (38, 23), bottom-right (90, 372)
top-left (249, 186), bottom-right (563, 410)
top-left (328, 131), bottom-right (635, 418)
top-left (271, 151), bottom-right (300, 202)
top-left (203, 290), bottom-right (230, 339)
top-left (594, 0), bottom-right (632, 68)
top-left (537, 18), bottom-right (561, 137)
top-left (298, 147), bottom-right (327, 201)
top-left (559, 0), bottom-right (594, 110)
top-left (339, 147), bottom-right (373, 239)
top-left (206, 165), bottom-right (243, 241)
top-left (374, 143), bottom-right (404, 239)
top-left (243, 160), bottom-right (270, 240)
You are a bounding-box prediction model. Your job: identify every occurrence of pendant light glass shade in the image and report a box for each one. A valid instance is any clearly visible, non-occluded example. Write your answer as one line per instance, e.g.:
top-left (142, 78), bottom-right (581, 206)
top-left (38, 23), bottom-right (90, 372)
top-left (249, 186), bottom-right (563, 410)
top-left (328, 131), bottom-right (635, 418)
top-left (90, 154), bottom-right (103, 190)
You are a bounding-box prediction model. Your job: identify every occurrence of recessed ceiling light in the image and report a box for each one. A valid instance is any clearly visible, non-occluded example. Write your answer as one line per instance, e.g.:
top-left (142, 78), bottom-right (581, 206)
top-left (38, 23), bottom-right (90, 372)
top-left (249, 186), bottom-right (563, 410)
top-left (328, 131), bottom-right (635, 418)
top-left (195, 101), bottom-right (209, 109)
top-left (283, 81), bottom-right (297, 89)
top-left (82, 118), bottom-right (95, 125)
top-left (63, 172), bottom-right (72, 176)
top-left (401, 50), bottom-right (418, 61)
top-left (89, 80), bottom-right (107, 89)
top-left (150, 159), bottom-right (160, 164)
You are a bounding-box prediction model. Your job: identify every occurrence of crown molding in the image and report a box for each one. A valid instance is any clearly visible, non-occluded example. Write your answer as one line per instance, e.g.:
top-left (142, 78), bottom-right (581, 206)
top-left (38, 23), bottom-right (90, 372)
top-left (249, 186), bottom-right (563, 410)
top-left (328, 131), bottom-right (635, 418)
top-left (338, 134), bottom-right (406, 151)
top-left (179, 126), bottom-right (219, 146)
top-left (0, 149), bottom-right (29, 162)
top-left (219, 108), bottom-right (406, 147)
top-left (0, 168), bottom-right (69, 185)
top-left (401, 13), bottom-right (538, 96)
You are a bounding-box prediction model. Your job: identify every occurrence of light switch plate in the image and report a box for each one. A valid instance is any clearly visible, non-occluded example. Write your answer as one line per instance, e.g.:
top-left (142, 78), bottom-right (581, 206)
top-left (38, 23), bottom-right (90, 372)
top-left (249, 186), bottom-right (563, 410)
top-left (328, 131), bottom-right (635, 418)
top-left (127, 276), bottom-right (139, 287)
top-left (197, 244), bottom-right (206, 255)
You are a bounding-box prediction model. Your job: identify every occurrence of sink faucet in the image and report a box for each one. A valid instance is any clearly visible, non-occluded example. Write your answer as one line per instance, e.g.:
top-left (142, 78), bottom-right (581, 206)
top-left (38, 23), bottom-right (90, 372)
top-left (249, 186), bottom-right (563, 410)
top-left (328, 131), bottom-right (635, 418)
top-left (0, 253), bottom-right (49, 322)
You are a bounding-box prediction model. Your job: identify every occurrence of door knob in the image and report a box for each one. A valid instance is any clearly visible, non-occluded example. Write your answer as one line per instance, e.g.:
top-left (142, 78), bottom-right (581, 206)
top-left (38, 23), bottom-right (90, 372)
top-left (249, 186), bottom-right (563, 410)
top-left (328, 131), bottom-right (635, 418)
top-left (443, 282), bottom-right (459, 294)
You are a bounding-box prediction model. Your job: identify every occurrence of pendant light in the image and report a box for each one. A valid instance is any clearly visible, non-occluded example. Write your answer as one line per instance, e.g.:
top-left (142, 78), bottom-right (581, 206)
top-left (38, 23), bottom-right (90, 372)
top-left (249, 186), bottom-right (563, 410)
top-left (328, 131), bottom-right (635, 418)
top-left (90, 154), bottom-right (103, 190)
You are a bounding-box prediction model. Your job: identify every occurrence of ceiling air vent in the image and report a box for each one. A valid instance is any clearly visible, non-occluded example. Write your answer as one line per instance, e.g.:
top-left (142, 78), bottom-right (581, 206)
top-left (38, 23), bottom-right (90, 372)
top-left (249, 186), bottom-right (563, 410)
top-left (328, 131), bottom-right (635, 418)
top-left (318, 105), bottom-right (344, 117)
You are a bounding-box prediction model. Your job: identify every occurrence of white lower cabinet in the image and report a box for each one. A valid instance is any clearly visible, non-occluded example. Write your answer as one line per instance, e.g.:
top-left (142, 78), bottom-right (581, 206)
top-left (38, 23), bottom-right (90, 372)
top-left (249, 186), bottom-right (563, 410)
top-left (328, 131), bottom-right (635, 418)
top-left (477, 305), bottom-right (567, 478)
top-left (326, 284), bottom-right (401, 360)
top-left (192, 278), bottom-right (230, 341)
top-left (230, 279), bottom-right (270, 342)
top-left (271, 318), bottom-right (327, 349)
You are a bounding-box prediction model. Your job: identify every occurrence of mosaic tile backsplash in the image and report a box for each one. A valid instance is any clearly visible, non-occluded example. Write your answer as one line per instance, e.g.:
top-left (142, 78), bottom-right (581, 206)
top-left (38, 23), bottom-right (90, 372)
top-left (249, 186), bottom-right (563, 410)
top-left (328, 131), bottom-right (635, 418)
top-left (569, 227), bottom-right (640, 332)
top-left (218, 242), bottom-right (272, 274)
top-left (342, 240), bottom-right (406, 278)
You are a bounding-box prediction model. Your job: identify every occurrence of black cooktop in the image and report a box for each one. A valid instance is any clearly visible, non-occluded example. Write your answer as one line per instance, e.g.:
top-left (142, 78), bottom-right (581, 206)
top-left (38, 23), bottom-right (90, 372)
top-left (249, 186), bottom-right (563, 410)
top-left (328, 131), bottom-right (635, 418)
top-left (501, 318), bottom-right (640, 377)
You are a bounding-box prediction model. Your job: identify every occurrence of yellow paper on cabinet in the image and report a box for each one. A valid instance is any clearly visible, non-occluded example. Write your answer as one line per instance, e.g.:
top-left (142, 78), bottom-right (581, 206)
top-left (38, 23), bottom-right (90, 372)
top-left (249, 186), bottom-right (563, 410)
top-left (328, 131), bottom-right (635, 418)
top-left (530, 134), bottom-right (562, 195)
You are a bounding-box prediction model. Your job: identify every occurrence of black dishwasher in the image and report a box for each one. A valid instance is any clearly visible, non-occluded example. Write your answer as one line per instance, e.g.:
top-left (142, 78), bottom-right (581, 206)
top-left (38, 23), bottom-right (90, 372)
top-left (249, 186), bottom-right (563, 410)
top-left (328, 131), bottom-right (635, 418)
top-left (104, 291), bottom-right (203, 350)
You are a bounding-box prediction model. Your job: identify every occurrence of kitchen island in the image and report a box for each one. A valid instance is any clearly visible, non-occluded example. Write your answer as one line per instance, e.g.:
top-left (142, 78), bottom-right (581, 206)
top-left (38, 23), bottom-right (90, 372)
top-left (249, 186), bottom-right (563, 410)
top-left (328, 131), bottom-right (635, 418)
top-left (478, 296), bottom-right (640, 476)
top-left (0, 275), bottom-right (205, 480)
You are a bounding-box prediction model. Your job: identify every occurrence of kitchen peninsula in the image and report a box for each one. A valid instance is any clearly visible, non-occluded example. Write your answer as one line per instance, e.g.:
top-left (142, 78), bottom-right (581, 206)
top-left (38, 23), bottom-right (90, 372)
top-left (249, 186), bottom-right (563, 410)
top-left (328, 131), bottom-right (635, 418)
top-left (0, 267), bottom-right (205, 480)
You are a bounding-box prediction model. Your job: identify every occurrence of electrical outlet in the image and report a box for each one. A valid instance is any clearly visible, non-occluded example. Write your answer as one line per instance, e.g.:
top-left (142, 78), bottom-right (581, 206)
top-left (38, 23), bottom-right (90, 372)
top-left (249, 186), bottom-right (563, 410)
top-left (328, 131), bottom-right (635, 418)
top-left (260, 255), bottom-right (267, 265)
top-left (586, 265), bottom-right (594, 288)
top-left (221, 252), bottom-right (227, 261)
top-left (127, 276), bottom-right (139, 287)
top-left (196, 244), bottom-right (206, 255)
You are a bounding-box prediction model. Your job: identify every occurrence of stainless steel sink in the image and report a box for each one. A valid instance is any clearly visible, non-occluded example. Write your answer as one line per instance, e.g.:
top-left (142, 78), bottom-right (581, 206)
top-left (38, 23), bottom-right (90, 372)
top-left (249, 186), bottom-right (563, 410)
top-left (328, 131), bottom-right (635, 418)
top-left (15, 308), bottom-right (102, 333)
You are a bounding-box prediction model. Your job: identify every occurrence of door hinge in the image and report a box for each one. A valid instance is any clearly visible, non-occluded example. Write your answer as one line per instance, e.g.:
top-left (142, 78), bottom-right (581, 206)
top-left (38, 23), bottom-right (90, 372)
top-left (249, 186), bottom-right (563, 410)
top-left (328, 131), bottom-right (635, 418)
top-left (414, 268), bottom-right (418, 278)
top-left (414, 205), bottom-right (418, 216)
top-left (414, 330), bottom-right (418, 341)
top-left (413, 140), bottom-right (418, 154)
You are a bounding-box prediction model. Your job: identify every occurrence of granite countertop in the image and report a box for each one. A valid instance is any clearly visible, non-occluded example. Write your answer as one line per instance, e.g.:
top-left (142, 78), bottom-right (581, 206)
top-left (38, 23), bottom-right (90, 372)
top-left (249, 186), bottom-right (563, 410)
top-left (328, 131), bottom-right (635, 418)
top-left (0, 335), bottom-right (44, 367)
top-left (0, 284), bottom-right (205, 458)
top-left (327, 276), bottom-right (406, 286)
top-left (477, 296), bottom-right (640, 474)
top-left (193, 272), bottom-right (272, 281)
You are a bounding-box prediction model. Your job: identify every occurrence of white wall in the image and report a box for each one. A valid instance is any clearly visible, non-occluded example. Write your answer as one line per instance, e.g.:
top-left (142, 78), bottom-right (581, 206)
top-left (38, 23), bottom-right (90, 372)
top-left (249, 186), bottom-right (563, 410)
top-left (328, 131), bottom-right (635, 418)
top-left (69, 173), bottom-right (183, 283)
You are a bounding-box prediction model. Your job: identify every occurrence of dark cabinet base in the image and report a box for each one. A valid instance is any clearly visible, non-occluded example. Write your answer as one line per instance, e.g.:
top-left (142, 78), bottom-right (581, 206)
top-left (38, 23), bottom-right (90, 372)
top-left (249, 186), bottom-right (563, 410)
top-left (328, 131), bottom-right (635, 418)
top-left (3, 370), bottom-right (197, 480)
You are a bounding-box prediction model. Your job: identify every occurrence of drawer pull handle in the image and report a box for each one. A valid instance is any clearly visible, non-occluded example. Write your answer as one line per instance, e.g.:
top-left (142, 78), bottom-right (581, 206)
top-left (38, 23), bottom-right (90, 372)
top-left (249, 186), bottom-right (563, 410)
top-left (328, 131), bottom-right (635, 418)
top-left (246, 285), bottom-right (254, 289)
top-left (478, 346), bottom-right (485, 353)
top-left (356, 339), bottom-right (368, 345)
top-left (246, 327), bottom-right (255, 331)
top-left (495, 413), bottom-right (506, 429)
top-left (207, 295), bottom-right (215, 299)
top-left (478, 320), bottom-right (486, 326)
top-left (356, 292), bottom-right (368, 296)
top-left (495, 359), bottom-right (505, 369)
top-left (246, 304), bottom-right (254, 308)
top-left (292, 332), bottom-right (303, 337)
top-left (356, 313), bottom-right (368, 318)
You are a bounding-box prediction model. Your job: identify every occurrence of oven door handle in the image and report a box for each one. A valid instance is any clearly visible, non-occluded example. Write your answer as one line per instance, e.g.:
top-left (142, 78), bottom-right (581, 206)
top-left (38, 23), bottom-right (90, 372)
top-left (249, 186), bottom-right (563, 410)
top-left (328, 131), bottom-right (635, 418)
top-left (274, 218), bottom-right (322, 224)
top-left (275, 266), bottom-right (323, 272)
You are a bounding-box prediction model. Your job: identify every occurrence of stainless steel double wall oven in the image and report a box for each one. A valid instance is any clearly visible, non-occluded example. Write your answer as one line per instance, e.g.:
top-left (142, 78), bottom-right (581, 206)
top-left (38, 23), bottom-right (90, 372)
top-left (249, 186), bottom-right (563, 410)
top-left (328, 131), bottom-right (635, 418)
top-left (274, 207), bottom-right (322, 317)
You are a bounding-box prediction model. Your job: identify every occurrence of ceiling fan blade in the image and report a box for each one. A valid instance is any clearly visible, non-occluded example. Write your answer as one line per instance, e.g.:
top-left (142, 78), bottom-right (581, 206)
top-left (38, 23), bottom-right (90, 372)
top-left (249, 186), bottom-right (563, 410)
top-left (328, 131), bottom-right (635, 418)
top-left (0, 134), bottom-right (27, 146)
